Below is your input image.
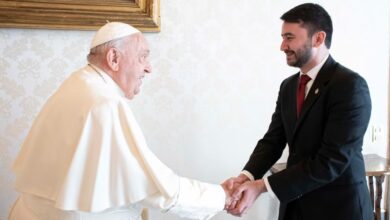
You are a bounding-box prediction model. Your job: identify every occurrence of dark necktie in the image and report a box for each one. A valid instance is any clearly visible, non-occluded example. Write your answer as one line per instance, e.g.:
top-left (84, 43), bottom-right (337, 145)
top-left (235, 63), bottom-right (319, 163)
top-left (296, 74), bottom-right (311, 117)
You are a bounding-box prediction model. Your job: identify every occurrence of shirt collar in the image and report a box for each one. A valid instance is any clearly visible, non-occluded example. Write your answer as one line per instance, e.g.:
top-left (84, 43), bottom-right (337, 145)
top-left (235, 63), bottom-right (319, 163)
top-left (300, 54), bottom-right (329, 80)
top-left (88, 63), bottom-right (125, 98)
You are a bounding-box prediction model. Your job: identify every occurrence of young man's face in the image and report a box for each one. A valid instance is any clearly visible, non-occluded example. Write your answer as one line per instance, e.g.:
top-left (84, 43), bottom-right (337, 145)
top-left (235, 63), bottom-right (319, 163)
top-left (280, 22), bottom-right (313, 68)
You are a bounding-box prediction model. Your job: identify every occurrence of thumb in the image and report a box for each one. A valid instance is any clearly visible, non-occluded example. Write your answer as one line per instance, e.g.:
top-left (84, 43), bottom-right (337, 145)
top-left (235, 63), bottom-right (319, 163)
top-left (227, 179), bottom-right (236, 190)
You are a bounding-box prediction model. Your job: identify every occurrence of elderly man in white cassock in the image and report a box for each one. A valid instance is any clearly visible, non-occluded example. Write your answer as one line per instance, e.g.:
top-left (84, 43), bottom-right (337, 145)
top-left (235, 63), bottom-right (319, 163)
top-left (8, 22), bottom-right (232, 220)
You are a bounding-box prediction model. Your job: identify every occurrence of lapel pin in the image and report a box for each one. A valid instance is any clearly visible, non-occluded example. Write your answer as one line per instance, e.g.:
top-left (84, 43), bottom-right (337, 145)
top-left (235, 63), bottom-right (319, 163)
top-left (315, 88), bottom-right (319, 94)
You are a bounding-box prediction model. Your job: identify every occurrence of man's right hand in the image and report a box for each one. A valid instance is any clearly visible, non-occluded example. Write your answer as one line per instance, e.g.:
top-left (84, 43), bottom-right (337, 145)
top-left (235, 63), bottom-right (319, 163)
top-left (223, 174), bottom-right (250, 190)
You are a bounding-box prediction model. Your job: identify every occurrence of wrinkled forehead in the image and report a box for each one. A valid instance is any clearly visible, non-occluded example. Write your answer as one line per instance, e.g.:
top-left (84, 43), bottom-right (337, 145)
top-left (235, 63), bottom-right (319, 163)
top-left (127, 33), bottom-right (150, 53)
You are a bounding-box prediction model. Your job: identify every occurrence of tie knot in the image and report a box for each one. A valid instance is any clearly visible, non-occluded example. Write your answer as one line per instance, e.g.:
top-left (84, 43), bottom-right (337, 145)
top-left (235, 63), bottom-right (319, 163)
top-left (299, 74), bottom-right (311, 86)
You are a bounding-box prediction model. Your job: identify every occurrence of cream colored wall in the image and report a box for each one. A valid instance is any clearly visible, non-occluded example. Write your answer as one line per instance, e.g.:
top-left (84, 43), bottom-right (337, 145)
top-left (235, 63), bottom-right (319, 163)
top-left (0, 1), bottom-right (389, 219)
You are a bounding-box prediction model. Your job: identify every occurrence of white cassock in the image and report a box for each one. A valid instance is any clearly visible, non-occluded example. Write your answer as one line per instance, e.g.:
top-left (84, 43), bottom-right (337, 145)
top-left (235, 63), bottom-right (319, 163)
top-left (9, 65), bottom-right (225, 220)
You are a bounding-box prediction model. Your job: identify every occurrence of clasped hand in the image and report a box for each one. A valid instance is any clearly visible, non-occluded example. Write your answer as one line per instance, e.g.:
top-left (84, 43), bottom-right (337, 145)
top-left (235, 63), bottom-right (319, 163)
top-left (221, 174), bottom-right (267, 217)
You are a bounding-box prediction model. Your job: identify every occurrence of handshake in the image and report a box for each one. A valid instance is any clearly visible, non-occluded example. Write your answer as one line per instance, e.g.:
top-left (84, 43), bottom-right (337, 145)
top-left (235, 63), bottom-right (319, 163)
top-left (221, 174), bottom-right (267, 217)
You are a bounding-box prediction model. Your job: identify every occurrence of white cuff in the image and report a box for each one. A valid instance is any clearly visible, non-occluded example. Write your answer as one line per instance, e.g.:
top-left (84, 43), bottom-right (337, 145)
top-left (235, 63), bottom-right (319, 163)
top-left (240, 170), bottom-right (255, 181)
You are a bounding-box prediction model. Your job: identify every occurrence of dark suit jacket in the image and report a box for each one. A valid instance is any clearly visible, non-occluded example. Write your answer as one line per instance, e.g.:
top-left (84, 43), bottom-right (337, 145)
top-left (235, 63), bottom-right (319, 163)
top-left (244, 56), bottom-right (373, 220)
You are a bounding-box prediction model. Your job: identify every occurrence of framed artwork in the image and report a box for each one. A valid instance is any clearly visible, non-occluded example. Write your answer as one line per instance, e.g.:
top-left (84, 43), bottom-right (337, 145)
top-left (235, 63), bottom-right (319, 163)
top-left (0, 0), bottom-right (160, 32)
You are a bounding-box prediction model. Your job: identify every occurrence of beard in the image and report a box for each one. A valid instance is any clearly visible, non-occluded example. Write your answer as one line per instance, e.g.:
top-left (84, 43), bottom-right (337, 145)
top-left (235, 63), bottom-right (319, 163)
top-left (285, 40), bottom-right (312, 68)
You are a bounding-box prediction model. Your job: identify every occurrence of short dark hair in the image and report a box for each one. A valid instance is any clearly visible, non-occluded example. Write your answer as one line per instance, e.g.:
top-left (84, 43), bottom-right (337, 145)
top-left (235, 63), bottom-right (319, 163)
top-left (281, 3), bottom-right (333, 48)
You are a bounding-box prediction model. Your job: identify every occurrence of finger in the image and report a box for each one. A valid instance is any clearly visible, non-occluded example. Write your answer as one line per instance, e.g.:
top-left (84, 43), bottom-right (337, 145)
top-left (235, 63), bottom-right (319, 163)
top-left (226, 197), bottom-right (236, 210)
top-left (222, 178), bottom-right (235, 190)
top-left (233, 189), bottom-right (251, 214)
top-left (235, 200), bottom-right (247, 214)
top-left (227, 198), bottom-right (238, 210)
top-left (232, 185), bottom-right (246, 199)
top-left (228, 211), bottom-right (243, 217)
top-left (229, 205), bottom-right (246, 217)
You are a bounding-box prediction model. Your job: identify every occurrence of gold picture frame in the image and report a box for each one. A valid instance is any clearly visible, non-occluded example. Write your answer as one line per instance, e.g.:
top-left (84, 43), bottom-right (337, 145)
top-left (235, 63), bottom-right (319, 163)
top-left (0, 0), bottom-right (160, 32)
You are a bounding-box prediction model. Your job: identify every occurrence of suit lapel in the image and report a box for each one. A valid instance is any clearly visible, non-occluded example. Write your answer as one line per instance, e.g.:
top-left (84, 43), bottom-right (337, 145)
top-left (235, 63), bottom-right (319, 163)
top-left (292, 56), bottom-right (337, 137)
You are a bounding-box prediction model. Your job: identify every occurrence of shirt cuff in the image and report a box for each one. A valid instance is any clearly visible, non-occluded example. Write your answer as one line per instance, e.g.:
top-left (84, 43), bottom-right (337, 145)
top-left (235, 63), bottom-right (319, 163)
top-left (263, 177), bottom-right (278, 201)
top-left (240, 170), bottom-right (255, 181)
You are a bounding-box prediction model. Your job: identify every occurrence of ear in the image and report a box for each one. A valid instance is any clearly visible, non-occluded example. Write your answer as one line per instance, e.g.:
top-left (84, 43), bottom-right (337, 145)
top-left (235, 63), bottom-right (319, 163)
top-left (106, 48), bottom-right (121, 71)
top-left (312, 31), bottom-right (326, 48)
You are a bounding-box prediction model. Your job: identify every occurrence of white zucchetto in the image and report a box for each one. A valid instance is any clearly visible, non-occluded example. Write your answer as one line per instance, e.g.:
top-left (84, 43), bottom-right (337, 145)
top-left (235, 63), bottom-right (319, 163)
top-left (90, 22), bottom-right (140, 49)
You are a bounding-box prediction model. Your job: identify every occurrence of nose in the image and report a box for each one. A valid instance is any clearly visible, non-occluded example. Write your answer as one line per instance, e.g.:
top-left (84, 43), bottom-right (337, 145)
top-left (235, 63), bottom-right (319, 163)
top-left (280, 40), bottom-right (288, 51)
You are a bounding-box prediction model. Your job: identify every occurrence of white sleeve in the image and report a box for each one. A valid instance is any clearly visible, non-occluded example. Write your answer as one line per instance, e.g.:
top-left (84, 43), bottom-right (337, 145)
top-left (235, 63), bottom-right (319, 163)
top-left (117, 105), bottom-right (225, 219)
top-left (141, 177), bottom-right (225, 220)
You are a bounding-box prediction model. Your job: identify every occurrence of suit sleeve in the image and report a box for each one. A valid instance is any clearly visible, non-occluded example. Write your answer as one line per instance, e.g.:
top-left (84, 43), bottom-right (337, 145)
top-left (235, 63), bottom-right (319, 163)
top-left (268, 73), bottom-right (371, 203)
top-left (243, 81), bottom-right (288, 179)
